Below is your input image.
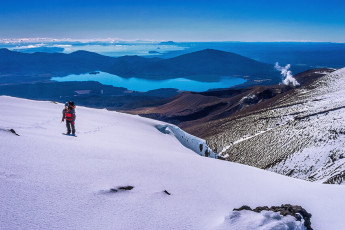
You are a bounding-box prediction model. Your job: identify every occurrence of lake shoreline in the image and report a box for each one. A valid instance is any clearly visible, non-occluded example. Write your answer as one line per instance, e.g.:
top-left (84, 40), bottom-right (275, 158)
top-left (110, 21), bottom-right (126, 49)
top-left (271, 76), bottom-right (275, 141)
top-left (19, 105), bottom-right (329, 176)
top-left (52, 71), bottom-right (247, 92)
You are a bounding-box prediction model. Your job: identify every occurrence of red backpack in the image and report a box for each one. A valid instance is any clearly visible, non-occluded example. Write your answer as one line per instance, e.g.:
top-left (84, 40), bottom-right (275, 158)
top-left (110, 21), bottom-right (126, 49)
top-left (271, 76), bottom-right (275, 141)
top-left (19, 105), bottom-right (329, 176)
top-left (65, 109), bottom-right (73, 121)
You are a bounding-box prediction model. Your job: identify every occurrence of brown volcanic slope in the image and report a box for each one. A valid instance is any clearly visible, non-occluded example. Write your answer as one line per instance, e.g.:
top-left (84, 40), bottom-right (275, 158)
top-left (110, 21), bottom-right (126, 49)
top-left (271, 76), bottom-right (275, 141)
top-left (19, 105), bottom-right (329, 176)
top-left (126, 68), bottom-right (345, 184)
top-left (133, 86), bottom-right (282, 132)
top-left (128, 68), bottom-right (333, 137)
top-left (184, 68), bottom-right (335, 138)
top-left (201, 67), bottom-right (345, 184)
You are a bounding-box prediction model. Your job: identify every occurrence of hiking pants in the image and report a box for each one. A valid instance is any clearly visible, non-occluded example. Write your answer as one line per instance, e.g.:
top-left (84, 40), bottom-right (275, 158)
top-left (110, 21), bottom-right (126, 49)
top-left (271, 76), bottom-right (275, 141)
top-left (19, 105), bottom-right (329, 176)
top-left (66, 120), bottom-right (76, 134)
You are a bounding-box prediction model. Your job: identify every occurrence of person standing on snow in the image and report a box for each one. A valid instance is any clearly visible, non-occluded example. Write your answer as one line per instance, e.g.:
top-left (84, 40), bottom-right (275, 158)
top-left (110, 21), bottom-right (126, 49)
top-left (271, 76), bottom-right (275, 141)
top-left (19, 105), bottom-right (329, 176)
top-left (62, 101), bottom-right (76, 136)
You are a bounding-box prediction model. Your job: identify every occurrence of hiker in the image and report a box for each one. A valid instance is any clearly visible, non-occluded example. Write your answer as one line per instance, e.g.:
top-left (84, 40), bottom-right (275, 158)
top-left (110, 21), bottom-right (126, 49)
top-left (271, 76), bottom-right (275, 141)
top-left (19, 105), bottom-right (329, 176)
top-left (62, 101), bottom-right (76, 136)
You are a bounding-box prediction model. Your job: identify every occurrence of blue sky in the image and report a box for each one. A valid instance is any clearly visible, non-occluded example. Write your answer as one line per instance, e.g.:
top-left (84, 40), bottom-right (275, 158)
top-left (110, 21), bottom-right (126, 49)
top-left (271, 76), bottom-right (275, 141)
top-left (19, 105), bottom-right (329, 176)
top-left (1, 0), bottom-right (345, 42)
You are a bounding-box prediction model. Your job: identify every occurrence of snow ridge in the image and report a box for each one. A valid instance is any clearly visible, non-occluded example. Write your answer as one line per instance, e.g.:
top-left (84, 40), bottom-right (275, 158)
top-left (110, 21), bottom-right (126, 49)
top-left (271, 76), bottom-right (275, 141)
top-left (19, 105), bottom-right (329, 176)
top-left (156, 124), bottom-right (218, 158)
top-left (219, 128), bottom-right (273, 156)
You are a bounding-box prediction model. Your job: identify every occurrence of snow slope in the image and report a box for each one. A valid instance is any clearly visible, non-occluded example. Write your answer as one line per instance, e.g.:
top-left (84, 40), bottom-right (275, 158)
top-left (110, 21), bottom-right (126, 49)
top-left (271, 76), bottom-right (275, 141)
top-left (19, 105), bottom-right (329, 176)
top-left (1, 96), bottom-right (345, 230)
top-left (268, 68), bottom-right (345, 184)
top-left (207, 67), bottom-right (345, 184)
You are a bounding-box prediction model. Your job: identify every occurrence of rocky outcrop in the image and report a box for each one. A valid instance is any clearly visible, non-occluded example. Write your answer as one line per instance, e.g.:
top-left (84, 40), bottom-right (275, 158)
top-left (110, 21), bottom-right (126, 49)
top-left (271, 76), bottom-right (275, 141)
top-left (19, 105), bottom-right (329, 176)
top-left (234, 204), bottom-right (313, 230)
top-left (324, 171), bottom-right (345, 184)
top-left (0, 128), bottom-right (20, 136)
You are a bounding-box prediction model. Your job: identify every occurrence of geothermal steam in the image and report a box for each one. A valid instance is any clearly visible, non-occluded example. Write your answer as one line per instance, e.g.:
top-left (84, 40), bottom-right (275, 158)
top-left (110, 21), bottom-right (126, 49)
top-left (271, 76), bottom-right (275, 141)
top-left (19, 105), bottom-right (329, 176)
top-left (275, 62), bottom-right (300, 87)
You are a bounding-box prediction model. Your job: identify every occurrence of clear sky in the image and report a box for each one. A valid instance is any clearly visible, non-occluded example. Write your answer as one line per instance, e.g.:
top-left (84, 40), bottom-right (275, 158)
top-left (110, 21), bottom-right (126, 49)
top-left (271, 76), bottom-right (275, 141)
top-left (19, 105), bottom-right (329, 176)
top-left (1, 0), bottom-right (345, 42)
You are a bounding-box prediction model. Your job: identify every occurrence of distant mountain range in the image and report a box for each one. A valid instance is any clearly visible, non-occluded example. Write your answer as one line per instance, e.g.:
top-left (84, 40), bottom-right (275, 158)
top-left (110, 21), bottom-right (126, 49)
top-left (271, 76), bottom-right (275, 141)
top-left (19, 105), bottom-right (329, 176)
top-left (124, 49), bottom-right (279, 82)
top-left (0, 48), bottom-right (116, 81)
top-left (0, 48), bottom-right (280, 85)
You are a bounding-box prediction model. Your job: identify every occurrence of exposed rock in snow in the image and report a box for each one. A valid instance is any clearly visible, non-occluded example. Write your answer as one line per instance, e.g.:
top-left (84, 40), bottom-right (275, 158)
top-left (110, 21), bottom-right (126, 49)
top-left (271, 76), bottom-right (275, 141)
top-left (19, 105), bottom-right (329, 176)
top-left (0, 128), bottom-right (20, 136)
top-left (218, 210), bottom-right (307, 230)
top-left (324, 171), bottom-right (345, 184)
top-left (233, 204), bottom-right (313, 230)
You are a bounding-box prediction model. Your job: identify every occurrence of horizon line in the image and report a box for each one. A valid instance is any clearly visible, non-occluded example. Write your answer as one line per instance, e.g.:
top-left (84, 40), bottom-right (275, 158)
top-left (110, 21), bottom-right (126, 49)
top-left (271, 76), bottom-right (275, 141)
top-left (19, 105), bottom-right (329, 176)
top-left (0, 38), bottom-right (344, 44)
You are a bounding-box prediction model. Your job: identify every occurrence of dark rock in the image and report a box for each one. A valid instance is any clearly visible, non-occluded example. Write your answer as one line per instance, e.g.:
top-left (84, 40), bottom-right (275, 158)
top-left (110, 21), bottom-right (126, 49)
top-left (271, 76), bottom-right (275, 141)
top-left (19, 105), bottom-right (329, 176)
top-left (9, 129), bottom-right (19, 136)
top-left (109, 185), bottom-right (134, 193)
top-left (199, 144), bottom-right (203, 152)
top-left (287, 169), bottom-right (295, 176)
top-left (233, 205), bottom-right (252, 211)
top-left (163, 190), bottom-right (171, 195)
top-left (205, 149), bottom-right (209, 157)
top-left (253, 206), bottom-right (269, 212)
top-left (118, 186), bottom-right (134, 191)
top-left (324, 171), bottom-right (345, 184)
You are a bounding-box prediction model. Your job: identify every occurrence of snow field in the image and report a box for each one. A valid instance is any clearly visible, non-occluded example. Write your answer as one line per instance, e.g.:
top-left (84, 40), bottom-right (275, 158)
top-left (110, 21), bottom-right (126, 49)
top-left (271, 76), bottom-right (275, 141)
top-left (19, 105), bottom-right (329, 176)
top-left (1, 96), bottom-right (345, 230)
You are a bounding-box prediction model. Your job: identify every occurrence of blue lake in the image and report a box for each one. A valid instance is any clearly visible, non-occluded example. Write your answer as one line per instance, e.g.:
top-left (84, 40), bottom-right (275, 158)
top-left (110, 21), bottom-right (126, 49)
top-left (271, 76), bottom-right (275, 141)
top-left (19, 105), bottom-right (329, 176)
top-left (51, 72), bottom-right (246, 92)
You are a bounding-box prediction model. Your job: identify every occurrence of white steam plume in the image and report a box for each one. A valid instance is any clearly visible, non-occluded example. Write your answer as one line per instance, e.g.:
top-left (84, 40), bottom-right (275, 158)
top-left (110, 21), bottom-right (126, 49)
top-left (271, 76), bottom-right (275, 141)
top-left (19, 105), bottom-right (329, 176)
top-left (274, 62), bottom-right (300, 87)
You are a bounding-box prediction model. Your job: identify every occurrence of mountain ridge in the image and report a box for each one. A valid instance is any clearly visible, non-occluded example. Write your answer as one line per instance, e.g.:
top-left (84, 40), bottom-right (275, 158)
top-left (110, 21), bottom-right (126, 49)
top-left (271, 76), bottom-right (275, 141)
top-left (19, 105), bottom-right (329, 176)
top-left (0, 48), bottom-right (279, 85)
